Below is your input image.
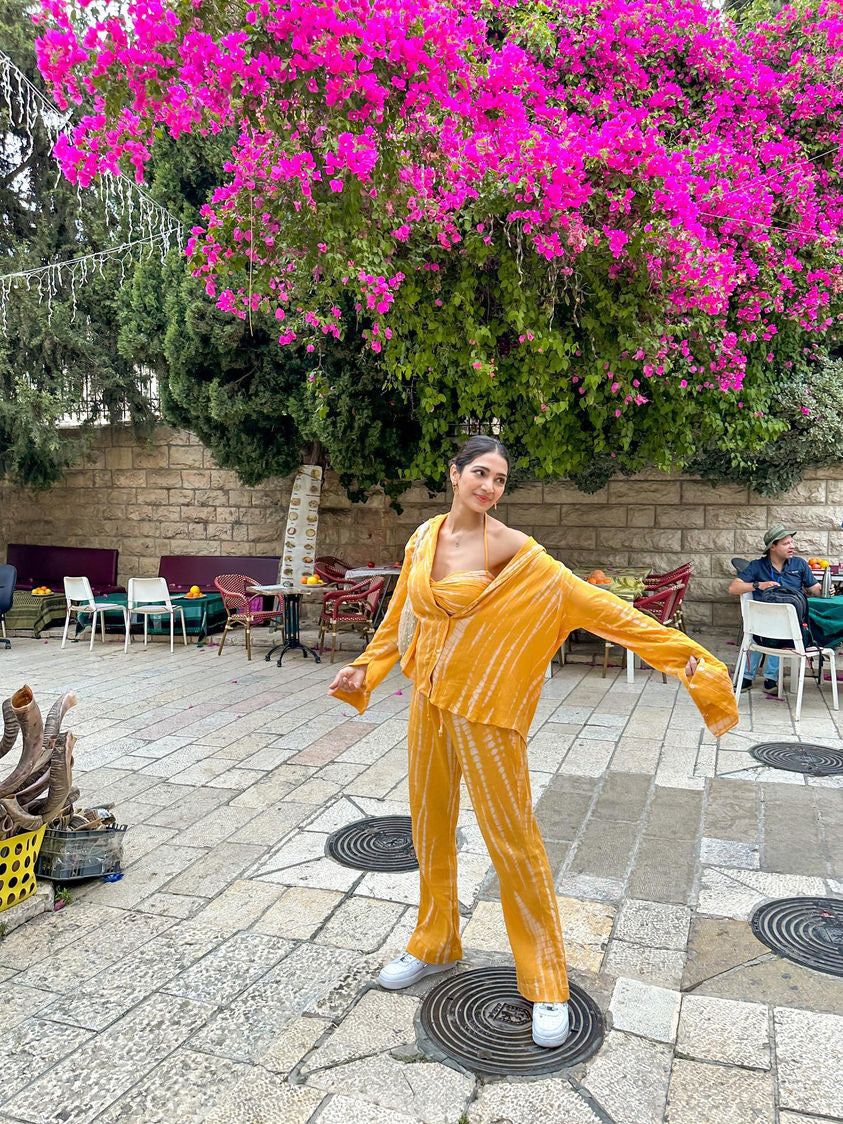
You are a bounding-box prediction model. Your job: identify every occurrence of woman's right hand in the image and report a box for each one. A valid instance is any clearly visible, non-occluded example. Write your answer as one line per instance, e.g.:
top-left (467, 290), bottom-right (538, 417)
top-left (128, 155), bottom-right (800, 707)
top-left (328, 666), bottom-right (366, 695)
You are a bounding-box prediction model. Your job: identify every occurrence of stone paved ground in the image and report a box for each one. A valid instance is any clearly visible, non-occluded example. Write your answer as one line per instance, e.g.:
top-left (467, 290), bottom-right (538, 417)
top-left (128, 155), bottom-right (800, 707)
top-left (1, 628), bottom-right (842, 1124)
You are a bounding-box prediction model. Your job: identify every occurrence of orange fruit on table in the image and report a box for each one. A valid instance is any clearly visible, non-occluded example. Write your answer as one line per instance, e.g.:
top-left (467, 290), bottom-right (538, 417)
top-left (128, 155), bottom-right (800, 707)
top-left (300, 575), bottom-right (309, 585)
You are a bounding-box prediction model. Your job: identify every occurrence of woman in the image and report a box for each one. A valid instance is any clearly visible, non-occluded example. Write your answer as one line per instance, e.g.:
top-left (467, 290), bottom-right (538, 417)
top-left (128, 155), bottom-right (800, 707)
top-left (329, 435), bottom-right (738, 1048)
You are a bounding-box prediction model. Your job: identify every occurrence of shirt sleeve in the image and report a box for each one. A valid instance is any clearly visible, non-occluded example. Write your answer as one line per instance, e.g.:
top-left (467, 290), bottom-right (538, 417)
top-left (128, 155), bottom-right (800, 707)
top-left (737, 559), bottom-right (761, 584)
top-left (801, 559), bottom-right (818, 588)
top-left (555, 566), bottom-right (739, 737)
top-left (330, 527), bottom-right (419, 715)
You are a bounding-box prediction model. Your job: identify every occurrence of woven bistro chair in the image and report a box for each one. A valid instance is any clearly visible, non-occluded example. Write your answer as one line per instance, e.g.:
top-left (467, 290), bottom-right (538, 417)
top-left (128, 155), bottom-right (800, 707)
top-left (602, 584), bottom-right (683, 681)
top-left (317, 577), bottom-right (384, 663)
top-left (314, 555), bottom-right (353, 587)
top-left (214, 574), bottom-right (286, 661)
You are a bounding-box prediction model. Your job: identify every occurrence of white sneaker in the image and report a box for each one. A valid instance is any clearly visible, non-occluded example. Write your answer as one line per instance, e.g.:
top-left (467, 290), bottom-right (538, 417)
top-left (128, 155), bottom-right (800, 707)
top-left (378, 951), bottom-right (457, 990)
top-left (532, 1001), bottom-right (570, 1047)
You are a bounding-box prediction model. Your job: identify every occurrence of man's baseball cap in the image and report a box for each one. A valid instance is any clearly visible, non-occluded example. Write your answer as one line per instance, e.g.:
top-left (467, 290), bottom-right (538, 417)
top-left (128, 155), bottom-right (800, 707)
top-left (763, 524), bottom-right (797, 549)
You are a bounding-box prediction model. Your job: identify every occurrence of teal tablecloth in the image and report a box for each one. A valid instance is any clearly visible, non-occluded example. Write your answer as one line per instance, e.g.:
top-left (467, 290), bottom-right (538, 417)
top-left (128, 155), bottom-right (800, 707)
top-left (76, 592), bottom-right (226, 642)
top-left (808, 595), bottom-right (843, 650)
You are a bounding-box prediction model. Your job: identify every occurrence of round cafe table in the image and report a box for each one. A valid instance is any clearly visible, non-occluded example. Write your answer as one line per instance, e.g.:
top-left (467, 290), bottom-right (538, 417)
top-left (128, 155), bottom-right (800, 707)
top-left (247, 582), bottom-right (328, 666)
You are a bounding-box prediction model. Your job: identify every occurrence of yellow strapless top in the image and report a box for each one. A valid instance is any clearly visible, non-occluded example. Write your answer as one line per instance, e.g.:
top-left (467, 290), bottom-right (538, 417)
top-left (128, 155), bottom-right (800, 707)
top-left (430, 570), bottom-right (493, 615)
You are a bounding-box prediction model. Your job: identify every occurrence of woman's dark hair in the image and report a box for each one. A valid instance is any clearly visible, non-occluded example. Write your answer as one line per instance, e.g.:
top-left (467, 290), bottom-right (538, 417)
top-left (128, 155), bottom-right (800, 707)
top-left (450, 434), bottom-right (511, 475)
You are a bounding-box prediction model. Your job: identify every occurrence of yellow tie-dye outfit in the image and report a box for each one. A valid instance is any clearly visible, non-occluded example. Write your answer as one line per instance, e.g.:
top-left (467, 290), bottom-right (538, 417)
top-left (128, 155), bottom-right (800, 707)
top-left (334, 514), bottom-right (739, 1000)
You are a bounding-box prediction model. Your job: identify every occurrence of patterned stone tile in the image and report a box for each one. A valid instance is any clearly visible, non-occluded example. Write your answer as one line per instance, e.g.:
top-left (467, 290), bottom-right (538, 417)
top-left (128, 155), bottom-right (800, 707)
top-left (96, 1048), bottom-right (250, 1123)
top-left (165, 843), bottom-right (265, 898)
top-left (603, 940), bottom-right (686, 989)
top-left (304, 1050), bottom-right (473, 1122)
top-left (256, 1015), bottom-right (330, 1074)
top-left (204, 1070), bottom-right (325, 1124)
top-left (614, 899), bottom-right (692, 952)
top-left (2, 994), bottom-right (214, 1123)
top-left (164, 930), bottom-right (292, 1006)
top-left (774, 1007), bottom-right (843, 1118)
top-left (582, 1031), bottom-right (673, 1124)
top-left (190, 943), bottom-right (359, 1063)
top-left (609, 978), bottom-right (681, 1043)
top-left (302, 990), bottom-right (418, 1073)
top-left (665, 1059), bottom-right (775, 1124)
top-left (468, 1077), bottom-right (602, 1124)
top-left (315, 896), bottom-right (405, 953)
top-left (253, 887), bottom-right (344, 939)
top-left (677, 995), bottom-right (770, 1069)
top-left (0, 1017), bottom-right (94, 1105)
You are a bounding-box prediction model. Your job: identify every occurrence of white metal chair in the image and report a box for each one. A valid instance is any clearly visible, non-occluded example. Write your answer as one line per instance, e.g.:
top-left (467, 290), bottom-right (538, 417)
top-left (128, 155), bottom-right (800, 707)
top-left (733, 595), bottom-right (838, 722)
top-left (61, 576), bottom-right (129, 651)
top-left (127, 577), bottom-right (187, 653)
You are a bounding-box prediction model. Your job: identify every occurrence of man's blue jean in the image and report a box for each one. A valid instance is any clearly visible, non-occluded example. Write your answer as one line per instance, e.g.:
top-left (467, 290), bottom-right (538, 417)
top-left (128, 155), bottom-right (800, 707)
top-left (746, 650), bottom-right (780, 681)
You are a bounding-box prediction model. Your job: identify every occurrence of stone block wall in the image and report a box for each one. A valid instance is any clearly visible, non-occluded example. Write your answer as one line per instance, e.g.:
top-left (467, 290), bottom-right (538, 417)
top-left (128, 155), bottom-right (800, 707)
top-left (2, 424), bottom-right (842, 628)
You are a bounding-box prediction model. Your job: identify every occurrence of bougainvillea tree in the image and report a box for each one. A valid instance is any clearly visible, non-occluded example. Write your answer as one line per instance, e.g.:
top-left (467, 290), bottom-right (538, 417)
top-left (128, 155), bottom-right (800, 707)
top-left (35, 0), bottom-right (843, 486)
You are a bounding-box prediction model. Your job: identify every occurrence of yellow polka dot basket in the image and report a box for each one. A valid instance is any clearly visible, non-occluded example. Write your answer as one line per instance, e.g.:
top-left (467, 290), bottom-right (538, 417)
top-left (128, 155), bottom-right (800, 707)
top-left (0, 826), bottom-right (47, 913)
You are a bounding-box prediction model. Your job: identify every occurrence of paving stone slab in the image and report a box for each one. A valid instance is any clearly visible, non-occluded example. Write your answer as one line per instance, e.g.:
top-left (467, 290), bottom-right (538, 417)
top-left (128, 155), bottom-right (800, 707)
top-left (253, 887), bottom-right (345, 939)
top-left (603, 940), bottom-right (686, 989)
top-left (204, 1071), bottom-right (325, 1124)
top-left (256, 1014), bottom-right (331, 1074)
top-left (665, 1059), bottom-right (775, 1124)
top-left (190, 943), bottom-right (359, 1063)
top-left (774, 1007), bottom-right (843, 1118)
top-left (2, 994), bottom-right (214, 1124)
top-left (677, 994), bottom-right (770, 1069)
top-left (696, 867), bottom-right (827, 921)
top-left (315, 896), bottom-right (406, 953)
top-left (0, 982), bottom-right (57, 1035)
top-left (304, 1050), bottom-right (474, 1123)
top-left (164, 930), bottom-right (292, 1006)
top-left (315, 1095), bottom-right (418, 1124)
top-left (582, 1030), bottom-right (673, 1124)
top-left (96, 1047), bottom-right (250, 1123)
top-left (699, 837), bottom-right (760, 869)
top-left (609, 978), bottom-right (680, 1043)
top-left (468, 1077), bottom-right (602, 1124)
top-left (0, 1017), bottom-right (94, 1106)
top-left (615, 899), bottom-right (692, 952)
top-left (302, 990), bottom-right (418, 1072)
top-left (189, 878), bottom-right (286, 931)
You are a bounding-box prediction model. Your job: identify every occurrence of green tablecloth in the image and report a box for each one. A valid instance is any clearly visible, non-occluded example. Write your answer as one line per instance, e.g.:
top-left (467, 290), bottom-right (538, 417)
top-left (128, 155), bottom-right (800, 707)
top-left (3, 591), bottom-right (67, 637)
top-left (808, 595), bottom-right (843, 650)
top-left (76, 592), bottom-right (226, 642)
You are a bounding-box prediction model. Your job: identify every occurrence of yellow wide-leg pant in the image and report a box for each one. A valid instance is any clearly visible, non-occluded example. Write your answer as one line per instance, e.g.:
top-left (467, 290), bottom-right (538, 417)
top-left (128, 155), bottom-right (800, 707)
top-left (405, 689), bottom-right (569, 1002)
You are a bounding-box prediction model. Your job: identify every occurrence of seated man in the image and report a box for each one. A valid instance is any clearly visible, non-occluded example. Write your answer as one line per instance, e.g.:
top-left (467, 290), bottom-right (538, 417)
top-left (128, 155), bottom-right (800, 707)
top-left (728, 524), bottom-right (821, 692)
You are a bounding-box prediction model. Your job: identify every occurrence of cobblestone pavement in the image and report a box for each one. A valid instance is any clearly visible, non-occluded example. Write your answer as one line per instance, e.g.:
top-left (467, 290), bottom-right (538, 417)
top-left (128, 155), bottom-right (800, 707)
top-left (1, 629), bottom-right (842, 1123)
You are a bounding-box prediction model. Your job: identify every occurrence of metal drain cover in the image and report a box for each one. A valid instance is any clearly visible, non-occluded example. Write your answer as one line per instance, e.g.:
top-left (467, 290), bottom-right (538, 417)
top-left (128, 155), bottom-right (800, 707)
top-left (751, 897), bottom-right (843, 977)
top-left (419, 966), bottom-right (603, 1076)
top-left (750, 742), bottom-right (843, 776)
top-left (325, 815), bottom-right (417, 872)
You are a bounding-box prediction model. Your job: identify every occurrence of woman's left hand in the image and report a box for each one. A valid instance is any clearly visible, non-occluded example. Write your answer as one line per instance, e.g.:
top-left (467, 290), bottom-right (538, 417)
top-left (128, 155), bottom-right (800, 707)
top-left (685, 655), bottom-right (699, 679)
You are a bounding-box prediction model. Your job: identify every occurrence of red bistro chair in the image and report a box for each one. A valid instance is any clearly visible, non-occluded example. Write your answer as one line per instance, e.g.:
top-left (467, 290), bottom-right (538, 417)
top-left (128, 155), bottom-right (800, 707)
top-left (214, 574), bottom-right (286, 660)
top-left (602, 584), bottom-right (683, 680)
top-left (644, 564), bottom-right (693, 632)
top-left (318, 577), bottom-right (384, 663)
top-left (314, 556), bottom-right (353, 587)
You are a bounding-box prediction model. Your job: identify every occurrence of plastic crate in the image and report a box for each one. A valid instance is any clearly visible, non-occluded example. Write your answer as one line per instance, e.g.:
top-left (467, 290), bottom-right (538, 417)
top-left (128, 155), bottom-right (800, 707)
top-left (0, 826), bottom-right (47, 913)
top-left (36, 825), bottom-right (127, 883)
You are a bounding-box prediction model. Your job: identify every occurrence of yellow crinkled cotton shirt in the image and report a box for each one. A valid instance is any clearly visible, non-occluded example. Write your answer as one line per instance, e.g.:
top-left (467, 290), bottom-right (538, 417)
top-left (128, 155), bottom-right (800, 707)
top-left (333, 514), bottom-right (739, 740)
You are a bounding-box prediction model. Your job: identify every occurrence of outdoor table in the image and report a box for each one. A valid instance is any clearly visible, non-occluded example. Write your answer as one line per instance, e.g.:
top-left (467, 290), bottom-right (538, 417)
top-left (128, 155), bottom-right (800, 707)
top-left (345, 566), bottom-right (402, 627)
top-left (75, 592), bottom-right (226, 645)
top-left (807, 594), bottom-right (843, 651)
top-left (3, 590), bottom-right (68, 637)
top-left (247, 583), bottom-right (326, 666)
top-left (569, 571), bottom-right (649, 684)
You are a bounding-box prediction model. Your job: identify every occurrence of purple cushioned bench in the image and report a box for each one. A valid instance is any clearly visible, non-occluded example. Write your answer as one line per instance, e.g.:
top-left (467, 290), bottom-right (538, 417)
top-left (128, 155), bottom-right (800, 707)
top-left (7, 544), bottom-right (123, 596)
top-left (157, 555), bottom-right (281, 594)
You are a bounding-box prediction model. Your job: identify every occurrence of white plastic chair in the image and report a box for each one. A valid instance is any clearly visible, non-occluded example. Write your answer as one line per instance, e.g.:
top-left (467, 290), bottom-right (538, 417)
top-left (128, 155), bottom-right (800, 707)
top-left (127, 577), bottom-right (187, 653)
top-left (61, 577), bottom-right (129, 651)
top-left (733, 595), bottom-right (838, 722)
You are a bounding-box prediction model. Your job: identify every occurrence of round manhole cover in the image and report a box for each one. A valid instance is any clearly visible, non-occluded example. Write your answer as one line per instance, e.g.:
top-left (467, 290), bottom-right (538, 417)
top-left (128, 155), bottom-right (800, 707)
top-left (750, 742), bottom-right (843, 776)
top-left (325, 815), bottom-right (417, 872)
top-left (751, 897), bottom-right (843, 977)
top-left (419, 966), bottom-right (604, 1076)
